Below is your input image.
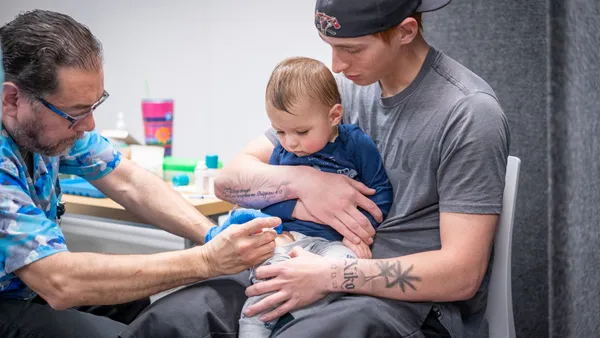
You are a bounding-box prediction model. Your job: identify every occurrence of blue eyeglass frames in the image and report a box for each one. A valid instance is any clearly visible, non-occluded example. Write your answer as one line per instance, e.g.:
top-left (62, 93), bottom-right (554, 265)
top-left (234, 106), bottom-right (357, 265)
top-left (37, 90), bottom-right (109, 129)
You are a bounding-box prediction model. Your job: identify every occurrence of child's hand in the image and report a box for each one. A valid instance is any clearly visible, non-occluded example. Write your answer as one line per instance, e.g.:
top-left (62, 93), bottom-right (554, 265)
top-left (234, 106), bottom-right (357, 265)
top-left (342, 237), bottom-right (372, 259)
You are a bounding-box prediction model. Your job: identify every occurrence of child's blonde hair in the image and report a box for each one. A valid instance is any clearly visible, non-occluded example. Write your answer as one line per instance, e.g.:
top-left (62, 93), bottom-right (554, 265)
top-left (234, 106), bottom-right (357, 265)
top-left (266, 57), bottom-right (341, 114)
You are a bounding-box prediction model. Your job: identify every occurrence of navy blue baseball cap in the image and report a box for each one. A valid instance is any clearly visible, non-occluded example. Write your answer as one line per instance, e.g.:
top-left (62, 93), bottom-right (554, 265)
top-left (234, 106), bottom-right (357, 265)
top-left (315, 0), bottom-right (451, 38)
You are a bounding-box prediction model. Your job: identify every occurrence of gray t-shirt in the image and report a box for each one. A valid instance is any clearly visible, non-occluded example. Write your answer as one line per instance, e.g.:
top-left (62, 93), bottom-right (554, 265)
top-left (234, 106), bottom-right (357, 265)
top-left (337, 47), bottom-right (510, 337)
top-left (265, 47), bottom-right (509, 337)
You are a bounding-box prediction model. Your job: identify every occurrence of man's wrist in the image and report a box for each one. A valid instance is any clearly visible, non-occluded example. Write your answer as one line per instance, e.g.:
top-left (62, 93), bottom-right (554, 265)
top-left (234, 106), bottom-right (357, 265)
top-left (193, 218), bottom-right (217, 245)
top-left (328, 258), bottom-right (345, 292)
top-left (328, 258), bottom-right (366, 293)
top-left (287, 166), bottom-right (315, 199)
top-left (191, 245), bottom-right (218, 280)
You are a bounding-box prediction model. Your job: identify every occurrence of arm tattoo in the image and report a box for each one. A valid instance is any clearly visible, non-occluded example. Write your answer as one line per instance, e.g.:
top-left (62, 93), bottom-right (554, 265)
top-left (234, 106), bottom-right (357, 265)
top-left (365, 261), bottom-right (422, 292)
top-left (330, 262), bottom-right (339, 289)
top-left (342, 259), bottom-right (359, 290)
top-left (218, 182), bottom-right (289, 209)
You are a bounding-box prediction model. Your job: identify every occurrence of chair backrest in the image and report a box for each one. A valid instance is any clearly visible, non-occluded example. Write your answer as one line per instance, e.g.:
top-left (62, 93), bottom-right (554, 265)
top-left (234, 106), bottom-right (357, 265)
top-left (486, 156), bottom-right (521, 338)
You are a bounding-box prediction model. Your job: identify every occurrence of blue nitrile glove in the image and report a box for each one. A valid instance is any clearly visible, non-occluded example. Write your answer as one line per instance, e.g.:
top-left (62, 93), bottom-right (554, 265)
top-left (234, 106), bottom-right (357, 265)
top-left (204, 209), bottom-right (283, 243)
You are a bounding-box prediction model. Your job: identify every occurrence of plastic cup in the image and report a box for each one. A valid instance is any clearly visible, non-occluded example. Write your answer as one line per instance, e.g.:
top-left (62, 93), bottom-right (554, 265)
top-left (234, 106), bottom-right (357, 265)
top-left (142, 99), bottom-right (174, 156)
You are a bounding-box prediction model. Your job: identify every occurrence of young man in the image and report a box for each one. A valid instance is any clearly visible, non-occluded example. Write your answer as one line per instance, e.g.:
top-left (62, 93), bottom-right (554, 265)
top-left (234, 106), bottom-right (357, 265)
top-left (0, 10), bottom-right (279, 338)
top-left (124, 0), bottom-right (510, 337)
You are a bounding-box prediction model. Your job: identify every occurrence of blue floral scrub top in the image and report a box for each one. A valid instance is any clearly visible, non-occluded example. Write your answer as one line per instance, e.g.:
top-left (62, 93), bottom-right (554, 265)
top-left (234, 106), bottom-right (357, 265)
top-left (0, 47), bottom-right (3, 119)
top-left (0, 125), bottom-right (121, 299)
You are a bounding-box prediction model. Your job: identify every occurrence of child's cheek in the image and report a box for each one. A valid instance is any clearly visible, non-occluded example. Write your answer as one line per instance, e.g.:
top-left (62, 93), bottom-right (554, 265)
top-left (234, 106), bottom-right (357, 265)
top-left (303, 139), bottom-right (324, 154)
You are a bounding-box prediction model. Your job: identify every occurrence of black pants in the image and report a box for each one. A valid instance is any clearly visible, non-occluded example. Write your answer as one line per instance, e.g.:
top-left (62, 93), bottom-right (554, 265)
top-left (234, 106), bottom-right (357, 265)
top-left (123, 271), bottom-right (451, 338)
top-left (0, 295), bottom-right (149, 338)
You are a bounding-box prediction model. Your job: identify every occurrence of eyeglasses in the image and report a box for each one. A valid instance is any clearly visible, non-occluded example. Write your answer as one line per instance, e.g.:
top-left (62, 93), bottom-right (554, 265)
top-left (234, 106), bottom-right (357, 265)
top-left (37, 90), bottom-right (109, 129)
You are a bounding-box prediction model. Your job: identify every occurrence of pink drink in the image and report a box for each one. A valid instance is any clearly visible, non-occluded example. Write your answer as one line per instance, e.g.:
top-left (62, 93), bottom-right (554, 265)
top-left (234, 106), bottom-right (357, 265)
top-left (142, 99), bottom-right (174, 156)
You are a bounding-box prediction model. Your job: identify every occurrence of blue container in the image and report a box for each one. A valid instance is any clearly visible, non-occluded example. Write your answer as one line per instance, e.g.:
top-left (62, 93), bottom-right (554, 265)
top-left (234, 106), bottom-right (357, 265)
top-left (172, 174), bottom-right (190, 187)
top-left (205, 154), bottom-right (219, 169)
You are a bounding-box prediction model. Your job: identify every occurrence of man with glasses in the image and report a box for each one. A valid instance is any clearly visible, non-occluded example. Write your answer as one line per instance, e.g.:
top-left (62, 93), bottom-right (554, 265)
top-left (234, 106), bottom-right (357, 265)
top-left (37, 90), bottom-right (109, 129)
top-left (0, 10), bottom-right (280, 338)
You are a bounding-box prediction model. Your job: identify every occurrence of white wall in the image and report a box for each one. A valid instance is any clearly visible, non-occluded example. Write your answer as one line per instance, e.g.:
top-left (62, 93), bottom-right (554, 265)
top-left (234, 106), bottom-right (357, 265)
top-left (0, 0), bottom-right (330, 162)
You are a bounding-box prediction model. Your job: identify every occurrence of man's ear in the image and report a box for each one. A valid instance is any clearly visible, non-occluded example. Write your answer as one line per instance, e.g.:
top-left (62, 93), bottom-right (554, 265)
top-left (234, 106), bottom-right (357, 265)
top-left (394, 17), bottom-right (419, 45)
top-left (2, 83), bottom-right (21, 118)
top-left (329, 103), bottom-right (344, 126)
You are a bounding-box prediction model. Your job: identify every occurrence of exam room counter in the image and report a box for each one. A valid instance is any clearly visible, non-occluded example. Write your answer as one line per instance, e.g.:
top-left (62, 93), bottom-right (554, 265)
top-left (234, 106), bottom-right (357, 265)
top-left (60, 194), bottom-right (233, 254)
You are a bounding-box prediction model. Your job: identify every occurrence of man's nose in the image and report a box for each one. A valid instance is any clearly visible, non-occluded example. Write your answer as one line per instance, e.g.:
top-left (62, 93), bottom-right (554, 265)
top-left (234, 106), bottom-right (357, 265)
top-left (73, 114), bottom-right (95, 132)
top-left (332, 50), bottom-right (349, 74)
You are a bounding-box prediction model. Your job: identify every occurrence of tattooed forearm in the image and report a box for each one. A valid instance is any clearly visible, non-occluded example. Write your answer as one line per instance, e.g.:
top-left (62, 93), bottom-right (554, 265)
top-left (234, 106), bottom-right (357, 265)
top-left (217, 184), bottom-right (290, 209)
top-left (342, 259), bottom-right (359, 290)
top-left (214, 160), bottom-right (307, 208)
top-left (330, 259), bottom-right (422, 295)
top-left (365, 261), bottom-right (422, 292)
top-left (222, 187), bottom-right (284, 203)
top-left (331, 262), bottom-right (339, 289)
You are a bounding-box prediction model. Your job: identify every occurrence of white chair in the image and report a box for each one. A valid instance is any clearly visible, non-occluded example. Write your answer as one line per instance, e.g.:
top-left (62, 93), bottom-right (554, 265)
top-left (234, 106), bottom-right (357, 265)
top-left (486, 156), bottom-right (521, 338)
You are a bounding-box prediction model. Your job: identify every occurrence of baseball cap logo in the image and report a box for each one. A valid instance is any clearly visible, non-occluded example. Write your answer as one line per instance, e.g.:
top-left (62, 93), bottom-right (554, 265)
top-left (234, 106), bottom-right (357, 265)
top-left (315, 10), bottom-right (341, 36)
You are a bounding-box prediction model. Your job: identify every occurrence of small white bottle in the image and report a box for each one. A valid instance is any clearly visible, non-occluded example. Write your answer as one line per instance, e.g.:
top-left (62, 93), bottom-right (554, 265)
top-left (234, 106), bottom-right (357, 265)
top-left (195, 155), bottom-right (219, 195)
top-left (195, 162), bottom-right (209, 194)
top-left (108, 112), bottom-right (129, 150)
top-left (116, 112), bottom-right (127, 131)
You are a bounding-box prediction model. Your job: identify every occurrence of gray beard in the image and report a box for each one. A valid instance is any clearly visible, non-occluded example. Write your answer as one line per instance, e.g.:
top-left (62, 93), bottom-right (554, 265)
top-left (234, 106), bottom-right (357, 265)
top-left (11, 122), bottom-right (77, 157)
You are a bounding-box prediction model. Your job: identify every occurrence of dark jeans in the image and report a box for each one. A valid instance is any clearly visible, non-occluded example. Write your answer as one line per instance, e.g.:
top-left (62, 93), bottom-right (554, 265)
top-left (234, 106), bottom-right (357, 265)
top-left (0, 295), bottom-right (149, 338)
top-left (123, 271), bottom-right (451, 338)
